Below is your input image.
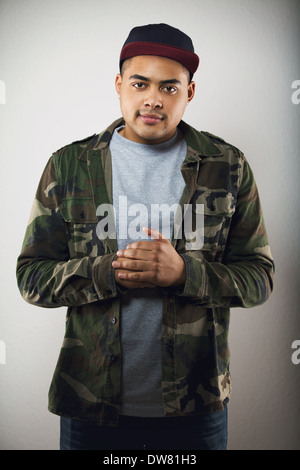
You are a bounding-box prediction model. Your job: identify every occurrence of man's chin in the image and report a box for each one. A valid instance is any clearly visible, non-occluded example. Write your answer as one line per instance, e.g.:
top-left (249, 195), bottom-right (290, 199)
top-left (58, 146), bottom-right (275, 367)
top-left (121, 120), bottom-right (173, 144)
top-left (136, 123), bottom-right (170, 141)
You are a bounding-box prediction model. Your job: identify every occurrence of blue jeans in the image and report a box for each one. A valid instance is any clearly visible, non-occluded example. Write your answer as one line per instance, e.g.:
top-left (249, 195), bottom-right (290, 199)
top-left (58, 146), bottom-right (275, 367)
top-left (60, 407), bottom-right (228, 450)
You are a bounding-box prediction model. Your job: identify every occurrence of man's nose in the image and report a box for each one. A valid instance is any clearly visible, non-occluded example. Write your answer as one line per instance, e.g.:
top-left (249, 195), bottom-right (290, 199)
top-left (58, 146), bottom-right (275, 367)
top-left (144, 90), bottom-right (163, 109)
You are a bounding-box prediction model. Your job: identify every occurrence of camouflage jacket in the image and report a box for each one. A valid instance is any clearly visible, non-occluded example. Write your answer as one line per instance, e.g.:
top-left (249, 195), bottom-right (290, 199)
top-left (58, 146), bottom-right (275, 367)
top-left (16, 118), bottom-right (274, 426)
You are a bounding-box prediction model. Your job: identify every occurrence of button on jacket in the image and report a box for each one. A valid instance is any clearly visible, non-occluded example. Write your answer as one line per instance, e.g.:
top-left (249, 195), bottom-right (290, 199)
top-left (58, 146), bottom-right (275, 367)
top-left (16, 118), bottom-right (274, 426)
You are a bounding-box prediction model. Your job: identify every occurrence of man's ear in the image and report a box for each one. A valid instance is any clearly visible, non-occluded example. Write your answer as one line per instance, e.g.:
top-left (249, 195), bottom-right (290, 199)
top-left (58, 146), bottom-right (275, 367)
top-left (187, 81), bottom-right (196, 103)
top-left (115, 73), bottom-right (122, 97)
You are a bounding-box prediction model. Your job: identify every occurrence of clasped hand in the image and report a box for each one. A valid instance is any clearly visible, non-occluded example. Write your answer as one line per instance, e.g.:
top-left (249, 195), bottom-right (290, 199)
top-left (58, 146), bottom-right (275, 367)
top-left (112, 227), bottom-right (186, 289)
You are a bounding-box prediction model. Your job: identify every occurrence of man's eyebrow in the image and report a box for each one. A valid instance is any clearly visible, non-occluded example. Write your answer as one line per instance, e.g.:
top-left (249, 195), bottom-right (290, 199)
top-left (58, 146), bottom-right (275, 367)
top-left (128, 74), bottom-right (182, 86)
top-left (159, 79), bottom-right (182, 86)
top-left (129, 74), bottom-right (151, 82)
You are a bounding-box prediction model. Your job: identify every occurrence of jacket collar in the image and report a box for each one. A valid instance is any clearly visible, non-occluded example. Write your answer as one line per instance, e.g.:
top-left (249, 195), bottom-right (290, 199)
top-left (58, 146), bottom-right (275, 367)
top-left (78, 117), bottom-right (224, 160)
top-left (178, 120), bottom-right (223, 157)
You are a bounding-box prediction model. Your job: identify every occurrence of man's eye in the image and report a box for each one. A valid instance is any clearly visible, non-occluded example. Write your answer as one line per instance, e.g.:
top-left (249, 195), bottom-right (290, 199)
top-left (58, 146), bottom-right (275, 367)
top-left (133, 82), bottom-right (146, 89)
top-left (163, 86), bottom-right (177, 93)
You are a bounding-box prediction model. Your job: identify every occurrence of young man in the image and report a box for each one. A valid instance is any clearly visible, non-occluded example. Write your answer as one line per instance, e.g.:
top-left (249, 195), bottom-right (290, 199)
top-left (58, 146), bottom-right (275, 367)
top-left (16, 24), bottom-right (274, 450)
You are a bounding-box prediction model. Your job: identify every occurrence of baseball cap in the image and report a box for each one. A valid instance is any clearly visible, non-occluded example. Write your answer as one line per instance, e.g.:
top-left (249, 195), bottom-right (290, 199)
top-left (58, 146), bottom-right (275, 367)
top-left (119, 23), bottom-right (199, 79)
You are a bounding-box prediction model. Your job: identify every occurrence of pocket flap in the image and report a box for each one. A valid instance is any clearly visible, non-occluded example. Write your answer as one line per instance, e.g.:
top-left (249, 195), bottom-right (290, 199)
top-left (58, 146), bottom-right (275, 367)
top-left (201, 190), bottom-right (236, 217)
top-left (60, 197), bottom-right (97, 223)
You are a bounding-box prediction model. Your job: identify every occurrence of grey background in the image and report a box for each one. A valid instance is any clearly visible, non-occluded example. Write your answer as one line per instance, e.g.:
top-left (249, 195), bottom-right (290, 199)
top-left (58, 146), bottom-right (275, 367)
top-left (0, 0), bottom-right (299, 450)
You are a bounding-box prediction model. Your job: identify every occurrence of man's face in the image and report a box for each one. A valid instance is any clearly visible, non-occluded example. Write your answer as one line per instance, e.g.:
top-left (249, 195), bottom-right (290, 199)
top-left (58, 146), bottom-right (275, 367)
top-left (115, 55), bottom-right (196, 145)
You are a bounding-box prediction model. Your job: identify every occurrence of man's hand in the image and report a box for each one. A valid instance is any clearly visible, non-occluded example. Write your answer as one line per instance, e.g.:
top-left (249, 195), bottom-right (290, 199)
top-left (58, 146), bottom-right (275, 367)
top-left (112, 227), bottom-right (186, 289)
top-left (113, 256), bottom-right (157, 289)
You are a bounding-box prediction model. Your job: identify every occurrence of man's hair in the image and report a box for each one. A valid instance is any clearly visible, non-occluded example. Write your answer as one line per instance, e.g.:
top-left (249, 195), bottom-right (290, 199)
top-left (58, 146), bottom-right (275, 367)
top-left (120, 57), bottom-right (193, 84)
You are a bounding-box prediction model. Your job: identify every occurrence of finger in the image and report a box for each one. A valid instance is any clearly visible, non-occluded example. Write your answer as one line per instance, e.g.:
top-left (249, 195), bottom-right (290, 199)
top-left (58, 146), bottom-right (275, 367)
top-left (113, 258), bottom-right (151, 271)
top-left (117, 247), bottom-right (155, 259)
top-left (124, 235), bottom-right (168, 251)
top-left (118, 270), bottom-right (152, 282)
top-left (115, 274), bottom-right (156, 289)
top-left (142, 226), bottom-right (166, 240)
top-left (124, 242), bottom-right (155, 251)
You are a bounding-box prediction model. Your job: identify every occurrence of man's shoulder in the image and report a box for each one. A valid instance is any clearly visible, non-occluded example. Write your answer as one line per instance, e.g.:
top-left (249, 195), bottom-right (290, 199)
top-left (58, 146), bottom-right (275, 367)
top-left (48, 133), bottom-right (100, 185)
top-left (181, 121), bottom-right (244, 158)
top-left (202, 130), bottom-right (244, 156)
top-left (53, 133), bottom-right (98, 158)
top-left (201, 130), bottom-right (227, 144)
top-left (51, 118), bottom-right (124, 160)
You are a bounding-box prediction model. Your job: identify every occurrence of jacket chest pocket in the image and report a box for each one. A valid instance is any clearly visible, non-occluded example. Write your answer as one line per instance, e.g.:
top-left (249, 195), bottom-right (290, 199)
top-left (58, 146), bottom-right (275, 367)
top-left (60, 197), bottom-right (105, 257)
top-left (203, 190), bottom-right (236, 260)
top-left (180, 190), bottom-right (236, 261)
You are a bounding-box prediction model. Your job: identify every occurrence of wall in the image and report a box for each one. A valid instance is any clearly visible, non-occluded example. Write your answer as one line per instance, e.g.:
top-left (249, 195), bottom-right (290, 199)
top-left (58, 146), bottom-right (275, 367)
top-left (0, 0), bottom-right (299, 450)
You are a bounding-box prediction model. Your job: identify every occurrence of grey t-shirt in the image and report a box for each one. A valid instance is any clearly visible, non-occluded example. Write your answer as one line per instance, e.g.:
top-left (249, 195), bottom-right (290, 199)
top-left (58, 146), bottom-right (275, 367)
top-left (109, 127), bottom-right (187, 416)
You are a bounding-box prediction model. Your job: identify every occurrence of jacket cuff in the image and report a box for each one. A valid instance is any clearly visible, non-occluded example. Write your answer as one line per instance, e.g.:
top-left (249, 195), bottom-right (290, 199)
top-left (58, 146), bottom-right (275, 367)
top-left (92, 254), bottom-right (119, 300)
top-left (175, 254), bottom-right (206, 298)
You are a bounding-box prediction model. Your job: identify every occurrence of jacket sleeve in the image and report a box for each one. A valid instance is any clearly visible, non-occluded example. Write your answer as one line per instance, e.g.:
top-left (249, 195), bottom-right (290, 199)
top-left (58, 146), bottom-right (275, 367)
top-left (16, 157), bottom-right (118, 308)
top-left (179, 158), bottom-right (274, 308)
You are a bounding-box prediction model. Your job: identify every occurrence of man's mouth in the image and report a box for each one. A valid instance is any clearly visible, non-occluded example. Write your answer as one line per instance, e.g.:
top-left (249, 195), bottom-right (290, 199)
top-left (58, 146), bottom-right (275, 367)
top-left (139, 113), bottom-right (163, 125)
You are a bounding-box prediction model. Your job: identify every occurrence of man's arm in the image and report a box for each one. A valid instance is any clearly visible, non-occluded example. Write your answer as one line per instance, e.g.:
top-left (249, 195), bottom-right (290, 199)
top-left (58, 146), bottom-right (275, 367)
top-left (179, 158), bottom-right (274, 308)
top-left (16, 157), bottom-right (118, 308)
